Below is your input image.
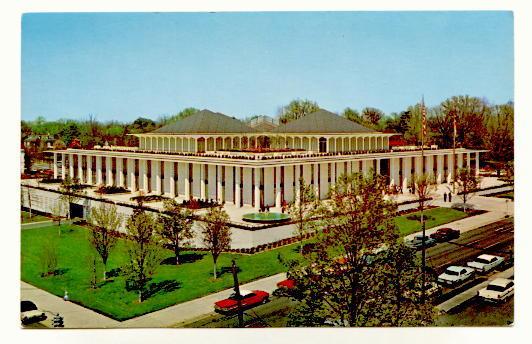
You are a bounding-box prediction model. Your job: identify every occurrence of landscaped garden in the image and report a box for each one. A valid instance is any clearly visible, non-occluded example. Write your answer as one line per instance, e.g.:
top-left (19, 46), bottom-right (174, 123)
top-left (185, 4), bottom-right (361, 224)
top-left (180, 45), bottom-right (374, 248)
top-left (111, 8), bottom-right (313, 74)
top-left (394, 207), bottom-right (471, 236)
top-left (21, 206), bottom-right (472, 321)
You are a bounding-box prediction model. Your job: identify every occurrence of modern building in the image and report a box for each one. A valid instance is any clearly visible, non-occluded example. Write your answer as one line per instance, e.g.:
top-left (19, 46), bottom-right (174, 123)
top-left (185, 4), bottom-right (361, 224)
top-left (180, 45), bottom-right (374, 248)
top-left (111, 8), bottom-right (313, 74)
top-left (48, 109), bottom-right (483, 209)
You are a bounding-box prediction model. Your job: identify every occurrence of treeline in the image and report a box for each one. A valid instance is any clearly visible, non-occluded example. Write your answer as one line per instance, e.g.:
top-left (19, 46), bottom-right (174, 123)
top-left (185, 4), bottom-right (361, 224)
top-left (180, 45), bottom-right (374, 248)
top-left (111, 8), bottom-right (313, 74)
top-left (22, 95), bottom-right (513, 165)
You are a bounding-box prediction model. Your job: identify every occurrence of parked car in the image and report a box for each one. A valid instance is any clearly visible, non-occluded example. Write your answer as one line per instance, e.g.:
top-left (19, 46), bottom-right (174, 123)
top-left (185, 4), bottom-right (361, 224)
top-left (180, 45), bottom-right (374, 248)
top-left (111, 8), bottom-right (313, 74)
top-left (214, 289), bottom-right (269, 314)
top-left (430, 228), bottom-right (460, 242)
top-left (478, 278), bottom-right (514, 303)
top-left (406, 235), bottom-right (437, 250)
top-left (437, 266), bottom-right (476, 287)
top-left (276, 278), bottom-right (296, 290)
top-left (404, 281), bottom-right (442, 301)
top-left (467, 254), bottom-right (505, 273)
top-left (20, 300), bottom-right (46, 325)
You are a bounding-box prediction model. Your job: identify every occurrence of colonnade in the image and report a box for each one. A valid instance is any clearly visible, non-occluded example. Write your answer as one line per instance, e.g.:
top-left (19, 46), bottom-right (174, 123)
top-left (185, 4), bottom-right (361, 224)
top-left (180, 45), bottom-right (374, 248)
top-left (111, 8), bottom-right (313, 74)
top-left (52, 151), bottom-right (479, 210)
top-left (137, 134), bottom-right (390, 153)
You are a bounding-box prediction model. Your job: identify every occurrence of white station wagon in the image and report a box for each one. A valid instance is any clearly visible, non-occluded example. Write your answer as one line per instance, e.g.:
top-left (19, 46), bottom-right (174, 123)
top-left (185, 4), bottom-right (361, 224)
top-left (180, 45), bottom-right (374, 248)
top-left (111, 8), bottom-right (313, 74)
top-left (467, 254), bottom-right (505, 273)
top-left (478, 278), bottom-right (514, 303)
top-left (437, 266), bottom-right (476, 286)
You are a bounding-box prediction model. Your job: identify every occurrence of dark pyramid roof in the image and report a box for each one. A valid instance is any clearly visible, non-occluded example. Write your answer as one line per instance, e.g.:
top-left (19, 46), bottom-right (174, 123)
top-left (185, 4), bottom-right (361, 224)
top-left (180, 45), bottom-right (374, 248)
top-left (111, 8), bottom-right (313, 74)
top-left (152, 109), bottom-right (256, 134)
top-left (272, 109), bottom-right (375, 134)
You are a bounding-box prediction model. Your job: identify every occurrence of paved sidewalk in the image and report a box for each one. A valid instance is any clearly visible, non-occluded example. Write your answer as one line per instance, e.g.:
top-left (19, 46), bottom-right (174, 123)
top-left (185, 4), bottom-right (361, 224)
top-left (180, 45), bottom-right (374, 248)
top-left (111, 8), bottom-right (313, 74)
top-left (20, 281), bottom-right (120, 328)
top-left (119, 272), bottom-right (287, 328)
top-left (21, 220), bottom-right (54, 230)
top-left (436, 267), bottom-right (514, 313)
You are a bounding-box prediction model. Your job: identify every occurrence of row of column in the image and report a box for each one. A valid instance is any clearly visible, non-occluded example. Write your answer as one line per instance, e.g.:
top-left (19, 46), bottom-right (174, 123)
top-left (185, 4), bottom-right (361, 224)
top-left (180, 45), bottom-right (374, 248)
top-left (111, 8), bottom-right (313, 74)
top-left (52, 151), bottom-right (480, 209)
top-left (388, 152), bottom-right (479, 189)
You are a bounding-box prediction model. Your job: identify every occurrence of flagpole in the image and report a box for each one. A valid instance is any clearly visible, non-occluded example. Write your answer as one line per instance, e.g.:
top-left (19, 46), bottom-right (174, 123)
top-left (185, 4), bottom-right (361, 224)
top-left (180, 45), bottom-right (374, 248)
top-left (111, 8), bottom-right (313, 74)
top-left (420, 96), bottom-right (426, 304)
top-left (452, 109), bottom-right (457, 194)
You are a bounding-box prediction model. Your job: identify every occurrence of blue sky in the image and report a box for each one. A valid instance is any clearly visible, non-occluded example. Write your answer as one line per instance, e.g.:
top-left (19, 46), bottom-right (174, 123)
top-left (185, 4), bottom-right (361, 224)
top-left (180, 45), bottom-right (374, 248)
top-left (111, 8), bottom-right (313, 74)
top-left (21, 11), bottom-right (513, 122)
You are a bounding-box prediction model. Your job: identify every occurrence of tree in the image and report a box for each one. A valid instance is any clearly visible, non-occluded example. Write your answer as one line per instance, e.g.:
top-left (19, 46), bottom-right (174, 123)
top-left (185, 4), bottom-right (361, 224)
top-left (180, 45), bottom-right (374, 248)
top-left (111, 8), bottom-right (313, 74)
top-left (58, 175), bottom-right (84, 219)
top-left (53, 139), bottom-right (66, 150)
top-left (40, 238), bottom-right (59, 277)
top-left (408, 173), bottom-right (437, 303)
top-left (455, 168), bottom-right (482, 212)
top-left (484, 102), bottom-right (514, 167)
top-left (201, 207), bottom-right (231, 279)
top-left (159, 107), bottom-right (199, 126)
top-left (124, 207), bottom-right (162, 302)
top-left (60, 122), bottom-right (81, 146)
top-left (87, 203), bottom-right (123, 281)
top-left (286, 172), bottom-right (434, 326)
top-left (50, 201), bottom-right (65, 234)
top-left (278, 99), bottom-right (319, 124)
top-left (129, 117), bottom-right (156, 133)
top-left (157, 199), bottom-right (194, 265)
top-left (288, 178), bottom-right (319, 253)
top-left (361, 107), bottom-right (384, 126)
top-left (342, 108), bottom-right (364, 125)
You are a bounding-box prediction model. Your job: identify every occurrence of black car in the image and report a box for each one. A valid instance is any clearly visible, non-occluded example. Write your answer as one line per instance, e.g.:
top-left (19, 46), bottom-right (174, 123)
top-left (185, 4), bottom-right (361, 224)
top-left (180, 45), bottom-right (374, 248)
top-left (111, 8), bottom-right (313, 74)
top-left (430, 228), bottom-right (460, 242)
top-left (20, 300), bottom-right (46, 325)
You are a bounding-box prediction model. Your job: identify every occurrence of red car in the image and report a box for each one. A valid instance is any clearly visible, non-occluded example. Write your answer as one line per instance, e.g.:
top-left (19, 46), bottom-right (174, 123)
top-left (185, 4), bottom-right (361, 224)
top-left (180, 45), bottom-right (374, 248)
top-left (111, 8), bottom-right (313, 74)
top-left (214, 289), bottom-right (269, 314)
top-left (276, 278), bottom-right (296, 290)
top-left (430, 228), bottom-right (460, 242)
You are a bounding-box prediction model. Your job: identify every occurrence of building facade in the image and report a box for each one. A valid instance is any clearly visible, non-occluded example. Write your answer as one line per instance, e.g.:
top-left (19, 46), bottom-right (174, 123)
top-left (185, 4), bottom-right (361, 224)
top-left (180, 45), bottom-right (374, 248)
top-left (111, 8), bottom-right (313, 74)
top-left (49, 109), bottom-right (483, 209)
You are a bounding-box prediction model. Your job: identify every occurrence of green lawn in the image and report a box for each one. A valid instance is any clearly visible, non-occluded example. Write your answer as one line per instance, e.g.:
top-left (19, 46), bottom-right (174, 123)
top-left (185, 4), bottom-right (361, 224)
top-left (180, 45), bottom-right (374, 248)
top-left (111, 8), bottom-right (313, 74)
top-left (21, 207), bottom-right (469, 321)
top-left (21, 224), bottom-right (302, 321)
top-left (394, 207), bottom-right (469, 237)
top-left (21, 211), bottom-right (50, 224)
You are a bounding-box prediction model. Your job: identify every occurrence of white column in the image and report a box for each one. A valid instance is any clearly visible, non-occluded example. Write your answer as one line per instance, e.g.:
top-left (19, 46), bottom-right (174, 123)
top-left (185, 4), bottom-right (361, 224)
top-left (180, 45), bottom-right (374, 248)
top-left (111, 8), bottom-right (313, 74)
top-left (217, 165), bottom-right (223, 203)
top-left (275, 166), bottom-right (281, 208)
top-left (184, 163), bottom-right (190, 200)
top-left (375, 159), bottom-right (381, 175)
top-left (95, 156), bottom-right (102, 185)
top-left (447, 153), bottom-right (455, 183)
top-left (313, 163), bottom-right (319, 197)
top-left (165, 161), bottom-right (175, 197)
top-left (235, 167), bottom-right (241, 207)
top-left (254, 168), bottom-right (261, 209)
top-left (295, 165), bottom-right (301, 202)
top-left (127, 158), bottom-right (136, 192)
top-left (330, 162), bottom-right (336, 186)
top-left (139, 159), bottom-right (147, 191)
top-left (53, 153), bottom-right (58, 179)
top-left (116, 157), bottom-right (124, 187)
top-left (436, 155), bottom-right (444, 184)
top-left (390, 158), bottom-right (400, 186)
top-left (415, 156), bottom-right (423, 177)
top-left (106, 156), bottom-right (113, 186)
top-left (86, 156), bottom-right (93, 184)
top-left (457, 153), bottom-right (464, 170)
top-left (426, 155), bottom-right (434, 178)
top-left (200, 164), bottom-right (206, 200)
top-left (77, 155), bottom-right (84, 183)
top-left (475, 152), bottom-right (480, 176)
top-left (153, 160), bottom-right (161, 194)
top-left (466, 153), bottom-right (471, 170)
top-left (68, 154), bottom-right (74, 178)
top-left (403, 157), bottom-right (412, 191)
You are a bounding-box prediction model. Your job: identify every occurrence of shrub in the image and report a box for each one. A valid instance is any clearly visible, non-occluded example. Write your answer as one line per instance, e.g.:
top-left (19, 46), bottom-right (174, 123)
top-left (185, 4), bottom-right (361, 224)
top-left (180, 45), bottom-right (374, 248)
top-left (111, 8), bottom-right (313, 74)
top-left (96, 185), bottom-right (129, 194)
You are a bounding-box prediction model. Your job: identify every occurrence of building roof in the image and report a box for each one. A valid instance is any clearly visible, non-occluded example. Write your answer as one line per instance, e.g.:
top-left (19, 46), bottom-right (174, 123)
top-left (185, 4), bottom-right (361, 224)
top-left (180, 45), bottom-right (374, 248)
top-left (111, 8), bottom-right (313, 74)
top-left (152, 109), bottom-right (256, 134)
top-left (248, 115), bottom-right (278, 132)
top-left (272, 109), bottom-right (375, 134)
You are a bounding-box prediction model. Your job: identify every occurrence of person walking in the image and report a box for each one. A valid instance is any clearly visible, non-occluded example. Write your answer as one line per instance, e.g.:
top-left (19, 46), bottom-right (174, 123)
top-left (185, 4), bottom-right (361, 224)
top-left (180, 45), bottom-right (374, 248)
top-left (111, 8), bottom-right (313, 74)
top-left (448, 192), bottom-right (452, 203)
top-left (443, 193), bottom-right (447, 202)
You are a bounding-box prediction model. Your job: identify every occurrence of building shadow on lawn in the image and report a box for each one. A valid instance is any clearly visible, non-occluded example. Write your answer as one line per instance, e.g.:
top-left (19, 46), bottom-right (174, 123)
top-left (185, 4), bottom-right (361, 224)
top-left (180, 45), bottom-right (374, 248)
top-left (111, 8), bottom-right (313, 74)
top-left (143, 280), bottom-right (182, 299)
top-left (160, 252), bottom-right (206, 265)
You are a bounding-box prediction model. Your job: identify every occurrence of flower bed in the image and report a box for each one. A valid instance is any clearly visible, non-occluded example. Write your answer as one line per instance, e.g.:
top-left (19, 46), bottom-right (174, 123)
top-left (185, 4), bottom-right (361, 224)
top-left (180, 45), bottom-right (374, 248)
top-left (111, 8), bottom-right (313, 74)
top-left (96, 185), bottom-right (129, 194)
top-left (130, 194), bottom-right (170, 203)
top-left (39, 178), bottom-right (63, 184)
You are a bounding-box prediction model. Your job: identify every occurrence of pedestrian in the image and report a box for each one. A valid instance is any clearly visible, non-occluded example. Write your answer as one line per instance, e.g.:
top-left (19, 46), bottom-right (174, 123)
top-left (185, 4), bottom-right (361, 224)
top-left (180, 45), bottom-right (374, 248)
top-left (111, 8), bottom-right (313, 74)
top-left (443, 193), bottom-right (447, 202)
top-left (449, 192), bottom-right (452, 202)
top-left (63, 290), bottom-right (69, 302)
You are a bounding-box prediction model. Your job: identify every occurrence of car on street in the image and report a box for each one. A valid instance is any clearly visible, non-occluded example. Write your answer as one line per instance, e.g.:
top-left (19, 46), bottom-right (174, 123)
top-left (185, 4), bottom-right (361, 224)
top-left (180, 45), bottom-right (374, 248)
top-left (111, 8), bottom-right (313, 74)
top-left (430, 228), bottom-right (460, 242)
top-left (214, 289), bottom-right (269, 314)
top-left (406, 235), bottom-right (437, 250)
top-left (404, 281), bottom-right (442, 301)
top-left (437, 266), bottom-right (476, 287)
top-left (20, 300), bottom-right (46, 325)
top-left (276, 278), bottom-right (296, 290)
top-left (478, 278), bottom-right (514, 303)
top-left (467, 254), bottom-right (505, 273)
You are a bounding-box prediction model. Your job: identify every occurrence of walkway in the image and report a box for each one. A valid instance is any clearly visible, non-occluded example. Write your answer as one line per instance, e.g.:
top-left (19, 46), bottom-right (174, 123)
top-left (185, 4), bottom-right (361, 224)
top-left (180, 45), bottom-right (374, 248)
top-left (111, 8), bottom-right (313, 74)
top-left (20, 281), bottom-right (119, 328)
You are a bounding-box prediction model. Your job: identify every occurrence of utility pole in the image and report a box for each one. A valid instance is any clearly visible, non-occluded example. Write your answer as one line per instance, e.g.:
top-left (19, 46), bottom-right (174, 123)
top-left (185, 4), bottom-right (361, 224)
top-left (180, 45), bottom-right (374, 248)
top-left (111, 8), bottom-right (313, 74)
top-left (231, 259), bottom-right (244, 328)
